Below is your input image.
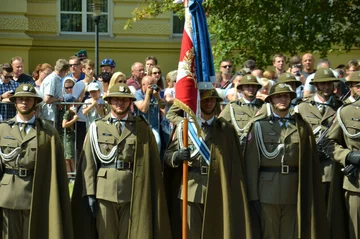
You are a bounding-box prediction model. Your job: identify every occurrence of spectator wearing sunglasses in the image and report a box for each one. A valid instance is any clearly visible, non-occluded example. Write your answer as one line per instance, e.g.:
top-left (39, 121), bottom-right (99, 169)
top-left (149, 65), bottom-right (165, 90)
top-left (107, 72), bottom-right (136, 96)
top-left (64, 56), bottom-right (85, 84)
top-left (0, 63), bottom-right (19, 120)
top-left (215, 59), bottom-right (234, 88)
top-left (100, 58), bottom-right (116, 73)
top-left (62, 76), bottom-right (76, 97)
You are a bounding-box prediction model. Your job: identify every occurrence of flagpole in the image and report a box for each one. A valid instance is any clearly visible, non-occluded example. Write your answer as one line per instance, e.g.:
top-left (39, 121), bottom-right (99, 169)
top-left (182, 114), bottom-right (188, 239)
top-left (182, 0), bottom-right (189, 237)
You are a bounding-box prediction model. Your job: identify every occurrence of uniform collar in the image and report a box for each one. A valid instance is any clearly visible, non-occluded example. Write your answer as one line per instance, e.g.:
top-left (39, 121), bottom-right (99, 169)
top-left (314, 94), bottom-right (332, 105)
top-left (112, 113), bottom-right (127, 120)
top-left (242, 98), bottom-right (257, 104)
top-left (348, 96), bottom-right (356, 103)
top-left (16, 115), bottom-right (36, 124)
top-left (200, 116), bottom-right (215, 126)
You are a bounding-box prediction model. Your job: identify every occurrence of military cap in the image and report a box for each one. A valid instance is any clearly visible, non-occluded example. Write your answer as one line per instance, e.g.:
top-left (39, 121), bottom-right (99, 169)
top-left (200, 89), bottom-right (223, 102)
top-left (103, 83), bottom-right (136, 101)
top-left (75, 49), bottom-right (88, 60)
top-left (345, 71), bottom-right (360, 85)
top-left (310, 67), bottom-right (339, 85)
top-left (265, 82), bottom-right (297, 103)
top-left (278, 72), bottom-right (302, 87)
top-left (10, 84), bottom-right (42, 103)
top-left (237, 74), bottom-right (262, 89)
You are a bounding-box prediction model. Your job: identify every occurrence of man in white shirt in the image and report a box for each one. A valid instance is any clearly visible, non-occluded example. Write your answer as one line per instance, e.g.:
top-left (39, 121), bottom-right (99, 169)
top-left (40, 59), bottom-right (69, 124)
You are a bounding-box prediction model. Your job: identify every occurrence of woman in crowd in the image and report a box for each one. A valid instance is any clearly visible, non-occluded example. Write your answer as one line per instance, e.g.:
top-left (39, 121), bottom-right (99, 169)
top-left (32, 63), bottom-right (53, 95)
top-left (107, 71), bottom-right (136, 95)
top-left (149, 65), bottom-right (165, 90)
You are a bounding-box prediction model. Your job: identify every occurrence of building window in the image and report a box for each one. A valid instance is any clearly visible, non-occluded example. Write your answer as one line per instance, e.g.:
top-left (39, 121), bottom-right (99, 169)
top-left (173, 14), bottom-right (184, 35)
top-left (60, 0), bottom-right (109, 34)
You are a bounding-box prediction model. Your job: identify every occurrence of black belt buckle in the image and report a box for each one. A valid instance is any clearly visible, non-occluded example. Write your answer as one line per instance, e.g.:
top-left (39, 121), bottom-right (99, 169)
top-left (18, 168), bottom-right (28, 178)
top-left (116, 160), bottom-right (124, 170)
top-left (201, 166), bottom-right (208, 175)
top-left (281, 165), bottom-right (289, 175)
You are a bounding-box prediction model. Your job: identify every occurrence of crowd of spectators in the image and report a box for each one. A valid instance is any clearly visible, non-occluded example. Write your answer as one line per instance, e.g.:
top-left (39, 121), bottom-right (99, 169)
top-left (0, 51), bottom-right (359, 176)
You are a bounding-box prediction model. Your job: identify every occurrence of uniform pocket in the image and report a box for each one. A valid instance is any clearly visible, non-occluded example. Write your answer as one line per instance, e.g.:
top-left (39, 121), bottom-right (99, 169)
top-left (344, 119), bottom-right (360, 135)
top-left (259, 172), bottom-right (276, 201)
top-left (0, 174), bottom-right (12, 185)
top-left (122, 138), bottom-right (135, 160)
top-left (0, 138), bottom-right (19, 154)
top-left (263, 135), bottom-right (281, 152)
top-left (97, 136), bottom-right (116, 155)
top-left (305, 117), bottom-right (321, 127)
top-left (97, 168), bottom-right (107, 178)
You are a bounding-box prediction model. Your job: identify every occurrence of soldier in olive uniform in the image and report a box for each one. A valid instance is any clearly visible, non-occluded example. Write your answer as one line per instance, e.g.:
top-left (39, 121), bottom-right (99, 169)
top-left (219, 74), bottom-right (264, 153)
top-left (0, 84), bottom-right (73, 239)
top-left (323, 71), bottom-right (360, 239)
top-left (72, 83), bottom-right (170, 239)
top-left (164, 89), bottom-right (252, 239)
top-left (277, 72), bottom-right (302, 108)
top-left (245, 82), bottom-right (329, 239)
top-left (344, 71), bottom-right (360, 104)
top-left (296, 68), bottom-right (342, 205)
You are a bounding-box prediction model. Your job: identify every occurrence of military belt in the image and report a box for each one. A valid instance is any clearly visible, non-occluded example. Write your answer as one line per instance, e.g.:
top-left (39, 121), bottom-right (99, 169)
top-left (259, 166), bottom-right (298, 174)
top-left (188, 166), bottom-right (208, 175)
top-left (100, 161), bottom-right (133, 170)
top-left (4, 168), bottom-right (34, 178)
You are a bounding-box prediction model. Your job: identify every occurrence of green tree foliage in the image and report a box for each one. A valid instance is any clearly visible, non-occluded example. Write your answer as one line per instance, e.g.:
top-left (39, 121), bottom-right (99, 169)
top-left (126, 0), bottom-right (360, 68)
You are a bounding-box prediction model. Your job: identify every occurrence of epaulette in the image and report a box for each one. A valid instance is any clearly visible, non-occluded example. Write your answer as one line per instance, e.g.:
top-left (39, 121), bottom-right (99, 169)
top-left (292, 97), bottom-right (303, 106)
top-left (1, 120), bottom-right (37, 127)
top-left (137, 115), bottom-right (149, 125)
top-left (0, 120), bottom-right (15, 125)
top-left (216, 117), bottom-right (231, 128)
top-left (230, 100), bottom-right (239, 105)
top-left (95, 117), bottom-right (103, 122)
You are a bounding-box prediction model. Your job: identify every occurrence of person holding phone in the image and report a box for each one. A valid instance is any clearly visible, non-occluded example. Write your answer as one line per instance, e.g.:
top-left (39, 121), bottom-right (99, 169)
top-left (0, 63), bottom-right (19, 120)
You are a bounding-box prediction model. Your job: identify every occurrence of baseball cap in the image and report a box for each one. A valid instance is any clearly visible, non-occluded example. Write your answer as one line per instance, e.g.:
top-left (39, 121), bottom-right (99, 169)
top-left (87, 83), bottom-right (100, 92)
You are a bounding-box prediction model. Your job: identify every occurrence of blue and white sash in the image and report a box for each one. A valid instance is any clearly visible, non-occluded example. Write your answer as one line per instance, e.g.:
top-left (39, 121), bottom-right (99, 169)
top-left (188, 120), bottom-right (211, 165)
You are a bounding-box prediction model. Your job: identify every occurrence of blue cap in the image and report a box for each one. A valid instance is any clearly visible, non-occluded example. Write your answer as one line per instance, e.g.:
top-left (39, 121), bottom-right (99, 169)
top-left (100, 58), bottom-right (116, 68)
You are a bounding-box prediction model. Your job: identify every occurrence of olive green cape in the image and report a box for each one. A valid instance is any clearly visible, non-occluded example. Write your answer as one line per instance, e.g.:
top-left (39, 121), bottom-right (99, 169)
top-left (71, 116), bottom-right (171, 239)
top-left (0, 119), bottom-right (74, 239)
top-left (247, 113), bottom-right (330, 238)
top-left (164, 118), bottom-right (253, 239)
top-left (327, 162), bottom-right (348, 238)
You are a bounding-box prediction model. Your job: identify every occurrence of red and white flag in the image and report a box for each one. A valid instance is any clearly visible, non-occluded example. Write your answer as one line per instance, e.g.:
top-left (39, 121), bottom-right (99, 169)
top-left (174, 4), bottom-right (200, 122)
